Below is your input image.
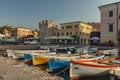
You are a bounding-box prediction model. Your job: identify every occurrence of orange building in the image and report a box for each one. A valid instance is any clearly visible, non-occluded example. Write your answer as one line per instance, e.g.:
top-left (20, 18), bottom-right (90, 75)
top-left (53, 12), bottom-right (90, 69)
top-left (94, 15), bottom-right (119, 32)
top-left (11, 27), bottom-right (33, 38)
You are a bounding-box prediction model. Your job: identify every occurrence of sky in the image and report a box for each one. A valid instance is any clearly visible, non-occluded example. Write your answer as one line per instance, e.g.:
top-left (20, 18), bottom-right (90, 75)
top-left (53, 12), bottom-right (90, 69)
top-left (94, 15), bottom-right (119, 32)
top-left (0, 0), bottom-right (120, 30)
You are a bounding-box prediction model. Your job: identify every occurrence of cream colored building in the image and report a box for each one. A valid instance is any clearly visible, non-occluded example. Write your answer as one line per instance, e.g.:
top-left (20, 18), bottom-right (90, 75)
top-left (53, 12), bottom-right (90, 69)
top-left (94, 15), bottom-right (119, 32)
top-left (11, 27), bottom-right (33, 38)
top-left (54, 21), bottom-right (93, 45)
top-left (99, 2), bottom-right (120, 45)
top-left (39, 20), bottom-right (56, 39)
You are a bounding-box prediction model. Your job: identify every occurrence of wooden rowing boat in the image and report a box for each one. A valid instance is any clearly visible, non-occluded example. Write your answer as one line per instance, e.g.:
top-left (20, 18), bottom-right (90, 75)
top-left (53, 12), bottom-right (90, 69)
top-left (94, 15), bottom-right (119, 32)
top-left (12, 53), bottom-right (24, 60)
top-left (24, 54), bottom-right (33, 64)
top-left (48, 54), bottom-right (104, 72)
top-left (70, 57), bottom-right (120, 80)
top-left (32, 55), bottom-right (49, 66)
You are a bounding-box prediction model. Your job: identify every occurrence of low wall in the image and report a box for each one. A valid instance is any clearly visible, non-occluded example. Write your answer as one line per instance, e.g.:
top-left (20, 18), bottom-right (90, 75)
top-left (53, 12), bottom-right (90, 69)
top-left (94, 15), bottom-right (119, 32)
top-left (0, 45), bottom-right (40, 50)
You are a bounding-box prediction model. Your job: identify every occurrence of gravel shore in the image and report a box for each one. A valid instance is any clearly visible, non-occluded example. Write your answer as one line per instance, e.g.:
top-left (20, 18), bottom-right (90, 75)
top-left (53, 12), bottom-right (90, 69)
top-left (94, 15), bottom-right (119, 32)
top-left (0, 55), bottom-right (64, 80)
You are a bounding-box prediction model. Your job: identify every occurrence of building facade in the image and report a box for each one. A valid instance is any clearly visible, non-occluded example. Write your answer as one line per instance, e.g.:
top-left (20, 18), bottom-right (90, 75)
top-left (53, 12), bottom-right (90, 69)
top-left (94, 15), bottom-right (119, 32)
top-left (11, 27), bottom-right (33, 38)
top-left (99, 2), bottom-right (120, 45)
top-left (54, 21), bottom-right (93, 45)
top-left (88, 22), bottom-right (100, 38)
top-left (39, 20), bottom-right (56, 39)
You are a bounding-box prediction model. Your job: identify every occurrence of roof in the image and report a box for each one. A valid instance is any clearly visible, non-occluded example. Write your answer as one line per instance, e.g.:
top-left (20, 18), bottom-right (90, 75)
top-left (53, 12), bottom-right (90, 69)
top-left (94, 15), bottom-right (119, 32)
top-left (60, 21), bottom-right (86, 25)
top-left (43, 36), bottom-right (74, 40)
top-left (87, 22), bottom-right (100, 29)
top-left (98, 1), bottom-right (120, 9)
top-left (12, 26), bottom-right (32, 30)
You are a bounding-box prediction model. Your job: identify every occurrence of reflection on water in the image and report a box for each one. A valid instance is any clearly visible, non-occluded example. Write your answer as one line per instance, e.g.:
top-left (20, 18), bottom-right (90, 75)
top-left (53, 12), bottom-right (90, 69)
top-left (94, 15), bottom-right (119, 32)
top-left (34, 65), bottom-right (111, 80)
top-left (34, 65), bottom-right (48, 71)
top-left (34, 65), bottom-right (70, 80)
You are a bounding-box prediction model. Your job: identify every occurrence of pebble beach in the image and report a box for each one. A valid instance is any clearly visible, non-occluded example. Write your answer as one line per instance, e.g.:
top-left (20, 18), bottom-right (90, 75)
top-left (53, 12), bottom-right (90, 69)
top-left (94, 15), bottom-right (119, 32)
top-left (0, 55), bottom-right (64, 80)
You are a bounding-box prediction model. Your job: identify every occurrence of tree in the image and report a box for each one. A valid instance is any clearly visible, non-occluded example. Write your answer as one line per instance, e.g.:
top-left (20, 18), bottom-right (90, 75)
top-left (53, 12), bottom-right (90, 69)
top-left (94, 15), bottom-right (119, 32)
top-left (0, 25), bottom-right (12, 33)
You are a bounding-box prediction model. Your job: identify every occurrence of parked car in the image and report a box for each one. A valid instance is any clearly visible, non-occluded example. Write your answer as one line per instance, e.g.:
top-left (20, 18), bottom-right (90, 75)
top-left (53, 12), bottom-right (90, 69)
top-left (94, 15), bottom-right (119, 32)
top-left (29, 40), bottom-right (39, 45)
top-left (1, 38), bottom-right (19, 45)
top-left (40, 41), bottom-right (51, 45)
top-left (23, 41), bottom-right (30, 45)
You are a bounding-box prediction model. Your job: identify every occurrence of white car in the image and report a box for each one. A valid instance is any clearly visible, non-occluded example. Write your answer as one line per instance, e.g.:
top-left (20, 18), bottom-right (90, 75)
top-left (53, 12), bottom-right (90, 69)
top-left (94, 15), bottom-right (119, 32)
top-left (29, 40), bottom-right (39, 45)
top-left (23, 41), bottom-right (30, 45)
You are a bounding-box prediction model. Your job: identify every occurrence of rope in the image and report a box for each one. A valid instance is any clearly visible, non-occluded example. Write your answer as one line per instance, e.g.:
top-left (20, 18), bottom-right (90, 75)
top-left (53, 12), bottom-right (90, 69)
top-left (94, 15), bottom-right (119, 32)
top-left (54, 66), bottom-right (70, 75)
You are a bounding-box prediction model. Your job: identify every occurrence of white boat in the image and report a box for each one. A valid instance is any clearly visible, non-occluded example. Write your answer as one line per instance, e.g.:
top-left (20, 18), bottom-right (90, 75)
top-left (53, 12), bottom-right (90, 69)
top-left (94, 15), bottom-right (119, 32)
top-left (6, 49), bottom-right (13, 57)
top-left (102, 48), bottom-right (118, 55)
top-left (70, 57), bottom-right (120, 80)
top-left (40, 45), bottom-right (59, 50)
top-left (6, 49), bottom-right (56, 61)
top-left (12, 53), bottom-right (24, 60)
top-left (6, 49), bottom-right (50, 57)
top-left (76, 46), bottom-right (98, 54)
top-left (12, 50), bottom-right (50, 54)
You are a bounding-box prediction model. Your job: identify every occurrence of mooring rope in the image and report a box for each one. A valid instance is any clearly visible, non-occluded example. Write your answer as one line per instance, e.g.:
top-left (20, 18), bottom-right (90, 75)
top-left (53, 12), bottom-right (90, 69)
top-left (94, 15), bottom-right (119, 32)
top-left (54, 66), bottom-right (70, 75)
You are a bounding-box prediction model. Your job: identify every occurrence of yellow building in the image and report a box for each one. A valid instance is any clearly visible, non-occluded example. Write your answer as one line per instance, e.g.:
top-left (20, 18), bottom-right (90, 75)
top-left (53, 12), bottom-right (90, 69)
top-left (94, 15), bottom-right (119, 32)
top-left (54, 21), bottom-right (93, 45)
top-left (11, 27), bottom-right (33, 38)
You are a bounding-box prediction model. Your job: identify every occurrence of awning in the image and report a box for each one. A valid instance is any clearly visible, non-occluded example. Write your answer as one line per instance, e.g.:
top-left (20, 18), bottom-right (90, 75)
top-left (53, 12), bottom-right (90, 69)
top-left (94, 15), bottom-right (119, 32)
top-left (0, 34), bottom-right (5, 37)
top-left (43, 36), bottom-right (74, 40)
top-left (57, 36), bottom-right (74, 40)
top-left (43, 36), bottom-right (58, 40)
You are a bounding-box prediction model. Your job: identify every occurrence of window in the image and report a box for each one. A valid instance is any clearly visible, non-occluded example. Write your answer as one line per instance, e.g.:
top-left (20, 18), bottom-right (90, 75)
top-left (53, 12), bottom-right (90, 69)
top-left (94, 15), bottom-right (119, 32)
top-left (109, 11), bottom-right (113, 17)
top-left (109, 24), bottom-right (113, 32)
top-left (70, 25), bottom-right (72, 29)
top-left (70, 32), bottom-right (72, 35)
top-left (66, 25), bottom-right (72, 29)
top-left (80, 32), bottom-right (81, 35)
top-left (62, 33), bottom-right (64, 36)
top-left (66, 26), bottom-right (69, 29)
top-left (66, 32), bottom-right (69, 35)
top-left (82, 32), bottom-right (84, 35)
top-left (57, 33), bottom-right (60, 36)
top-left (61, 26), bottom-right (64, 29)
top-left (75, 32), bottom-right (78, 35)
top-left (75, 25), bottom-right (78, 28)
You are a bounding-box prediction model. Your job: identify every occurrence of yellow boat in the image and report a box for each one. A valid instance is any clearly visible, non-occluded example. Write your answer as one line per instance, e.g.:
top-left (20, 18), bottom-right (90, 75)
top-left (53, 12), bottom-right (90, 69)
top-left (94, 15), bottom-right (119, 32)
top-left (32, 55), bottom-right (49, 66)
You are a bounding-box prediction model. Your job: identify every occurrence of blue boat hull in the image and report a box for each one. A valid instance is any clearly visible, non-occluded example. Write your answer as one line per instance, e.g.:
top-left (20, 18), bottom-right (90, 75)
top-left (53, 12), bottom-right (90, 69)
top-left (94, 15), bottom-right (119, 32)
top-left (24, 54), bottom-right (32, 65)
top-left (48, 58), bottom-right (70, 71)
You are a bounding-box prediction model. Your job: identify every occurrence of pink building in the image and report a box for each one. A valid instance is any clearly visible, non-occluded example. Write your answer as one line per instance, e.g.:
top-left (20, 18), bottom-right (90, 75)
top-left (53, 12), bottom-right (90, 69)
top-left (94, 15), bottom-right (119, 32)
top-left (99, 2), bottom-right (120, 46)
